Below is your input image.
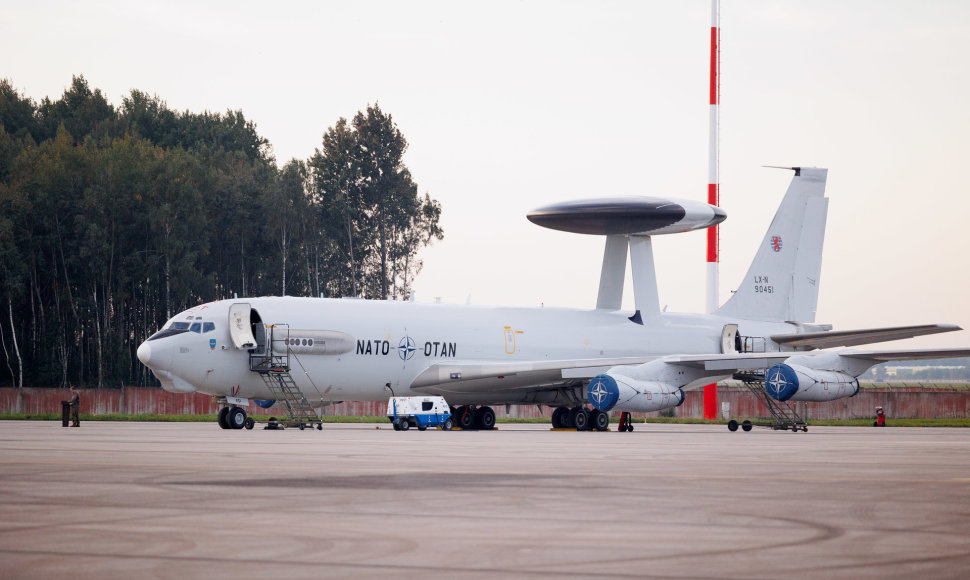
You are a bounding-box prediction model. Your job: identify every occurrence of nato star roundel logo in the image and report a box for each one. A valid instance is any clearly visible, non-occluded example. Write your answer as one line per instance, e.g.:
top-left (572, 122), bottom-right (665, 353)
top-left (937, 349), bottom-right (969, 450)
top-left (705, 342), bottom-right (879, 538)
top-left (765, 364), bottom-right (798, 402)
top-left (398, 336), bottom-right (416, 360)
top-left (587, 375), bottom-right (619, 411)
top-left (590, 380), bottom-right (609, 405)
top-left (767, 368), bottom-right (788, 396)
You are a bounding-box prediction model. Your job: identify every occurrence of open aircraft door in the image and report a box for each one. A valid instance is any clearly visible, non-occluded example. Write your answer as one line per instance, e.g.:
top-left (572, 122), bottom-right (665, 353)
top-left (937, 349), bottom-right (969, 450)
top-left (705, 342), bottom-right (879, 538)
top-left (228, 303), bottom-right (257, 349)
top-left (721, 324), bottom-right (740, 354)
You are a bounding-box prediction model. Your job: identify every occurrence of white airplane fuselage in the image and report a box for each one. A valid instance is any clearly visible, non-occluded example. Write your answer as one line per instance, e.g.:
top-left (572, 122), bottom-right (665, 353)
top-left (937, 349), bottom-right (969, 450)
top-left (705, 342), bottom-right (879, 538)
top-left (135, 168), bottom-right (968, 424)
top-left (137, 296), bottom-right (791, 405)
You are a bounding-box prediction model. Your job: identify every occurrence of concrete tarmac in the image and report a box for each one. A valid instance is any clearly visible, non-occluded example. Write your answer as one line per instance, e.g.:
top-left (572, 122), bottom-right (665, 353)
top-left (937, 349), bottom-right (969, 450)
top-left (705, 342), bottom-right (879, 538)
top-left (1, 421), bottom-right (969, 579)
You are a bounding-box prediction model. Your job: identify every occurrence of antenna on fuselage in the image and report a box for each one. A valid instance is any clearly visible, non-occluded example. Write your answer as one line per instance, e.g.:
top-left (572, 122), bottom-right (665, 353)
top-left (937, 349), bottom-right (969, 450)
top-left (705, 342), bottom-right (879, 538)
top-left (526, 197), bottom-right (725, 322)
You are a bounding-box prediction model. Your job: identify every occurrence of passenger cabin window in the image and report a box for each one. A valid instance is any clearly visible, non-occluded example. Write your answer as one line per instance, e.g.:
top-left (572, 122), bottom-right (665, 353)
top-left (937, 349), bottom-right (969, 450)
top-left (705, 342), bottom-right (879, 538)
top-left (422, 401), bottom-right (434, 412)
top-left (203, 322), bottom-right (215, 333)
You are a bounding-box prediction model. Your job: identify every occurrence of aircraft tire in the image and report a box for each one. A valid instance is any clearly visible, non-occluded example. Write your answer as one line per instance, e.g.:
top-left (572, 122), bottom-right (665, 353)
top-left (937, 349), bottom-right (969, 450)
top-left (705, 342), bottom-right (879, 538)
top-left (551, 407), bottom-right (568, 428)
top-left (572, 407), bottom-right (589, 431)
top-left (227, 407), bottom-right (246, 430)
top-left (442, 418), bottom-right (453, 431)
top-left (457, 406), bottom-right (475, 430)
top-left (244, 416), bottom-right (255, 430)
top-left (476, 406), bottom-right (496, 430)
top-left (217, 407), bottom-right (231, 429)
top-left (742, 420), bottom-right (753, 432)
top-left (727, 420), bottom-right (739, 432)
top-left (591, 409), bottom-right (609, 431)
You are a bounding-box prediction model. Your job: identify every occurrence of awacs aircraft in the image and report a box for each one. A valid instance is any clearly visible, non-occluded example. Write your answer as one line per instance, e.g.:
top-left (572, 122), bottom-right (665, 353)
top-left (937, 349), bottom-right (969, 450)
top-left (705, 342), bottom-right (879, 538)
top-left (137, 167), bottom-right (968, 430)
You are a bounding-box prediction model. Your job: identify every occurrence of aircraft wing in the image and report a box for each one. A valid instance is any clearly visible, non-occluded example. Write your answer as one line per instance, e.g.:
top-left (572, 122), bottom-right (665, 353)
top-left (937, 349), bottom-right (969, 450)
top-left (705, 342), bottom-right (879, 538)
top-left (409, 347), bottom-right (970, 395)
top-left (770, 324), bottom-right (961, 350)
top-left (839, 347), bottom-right (970, 363)
top-left (409, 353), bottom-right (791, 394)
top-left (409, 356), bottom-right (659, 392)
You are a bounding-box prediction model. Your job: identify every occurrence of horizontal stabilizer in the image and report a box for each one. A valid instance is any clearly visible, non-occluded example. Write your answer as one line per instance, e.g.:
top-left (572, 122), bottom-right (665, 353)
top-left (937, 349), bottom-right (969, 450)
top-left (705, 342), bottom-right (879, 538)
top-left (771, 324), bottom-right (962, 350)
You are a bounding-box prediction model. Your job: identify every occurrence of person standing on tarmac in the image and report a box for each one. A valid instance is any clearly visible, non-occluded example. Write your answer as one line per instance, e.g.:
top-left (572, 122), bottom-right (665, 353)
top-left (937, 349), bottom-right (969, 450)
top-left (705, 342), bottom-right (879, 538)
top-left (68, 385), bottom-right (80, 427)
top-left (873, 406), bottom-right (886, 427)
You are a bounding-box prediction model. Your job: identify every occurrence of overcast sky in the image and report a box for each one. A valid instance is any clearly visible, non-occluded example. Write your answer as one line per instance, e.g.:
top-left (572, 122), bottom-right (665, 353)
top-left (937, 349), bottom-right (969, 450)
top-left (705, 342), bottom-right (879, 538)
top-left (3, 0), bottom-right (969, 348)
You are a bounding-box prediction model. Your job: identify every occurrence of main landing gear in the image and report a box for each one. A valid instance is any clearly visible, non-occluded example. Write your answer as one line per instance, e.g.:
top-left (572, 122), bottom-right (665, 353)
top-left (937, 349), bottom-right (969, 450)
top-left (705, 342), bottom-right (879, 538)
top-left (450, 405), bottom-right (497, 430)
top-left (551, 406), bottom-right (610, 431)
top-left (218, 406), bottom-right (255, 430)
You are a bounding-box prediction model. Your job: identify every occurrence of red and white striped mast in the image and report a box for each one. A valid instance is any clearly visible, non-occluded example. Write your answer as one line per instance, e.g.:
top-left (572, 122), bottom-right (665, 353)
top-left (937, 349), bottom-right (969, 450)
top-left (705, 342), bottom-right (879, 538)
top-left (706, 0), bottom-right (720, 315)
top-left (703, 0), bottom-right (720, 420)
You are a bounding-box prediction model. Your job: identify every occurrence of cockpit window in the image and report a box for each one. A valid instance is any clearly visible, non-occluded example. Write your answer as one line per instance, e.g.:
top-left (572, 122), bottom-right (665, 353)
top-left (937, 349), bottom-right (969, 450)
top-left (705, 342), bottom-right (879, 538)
top-left (190, 322), bottom-right (202, 333)
top-left (203, 322), bottom-right (215, 333)
top-left (147, 328), bottom-right (189, 341)
top-left (146, 320), bottom-right (196, 341)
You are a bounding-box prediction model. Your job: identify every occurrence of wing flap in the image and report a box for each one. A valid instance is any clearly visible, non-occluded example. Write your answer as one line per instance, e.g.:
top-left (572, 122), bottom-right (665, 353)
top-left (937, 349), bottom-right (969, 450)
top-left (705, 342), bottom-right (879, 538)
top-left (664, 352), bottom-right (795, 371)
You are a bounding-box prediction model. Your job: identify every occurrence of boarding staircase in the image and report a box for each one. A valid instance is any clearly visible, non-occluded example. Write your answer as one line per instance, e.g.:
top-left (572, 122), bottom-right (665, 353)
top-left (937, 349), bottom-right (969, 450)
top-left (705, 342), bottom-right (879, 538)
top-left (249, 325), bottom-right (323, 430)
top-left (734, 369), bottom-right (808, 432)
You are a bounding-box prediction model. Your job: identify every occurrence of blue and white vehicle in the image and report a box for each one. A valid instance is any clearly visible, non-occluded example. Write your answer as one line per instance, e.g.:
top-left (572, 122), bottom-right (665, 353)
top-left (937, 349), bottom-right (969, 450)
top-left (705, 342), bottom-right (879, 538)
top-left (387, 396), bottom-right (453, 431)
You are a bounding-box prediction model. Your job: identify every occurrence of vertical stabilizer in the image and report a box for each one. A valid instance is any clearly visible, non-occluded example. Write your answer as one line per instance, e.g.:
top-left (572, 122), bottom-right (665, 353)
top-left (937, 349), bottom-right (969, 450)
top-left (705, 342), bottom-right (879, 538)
top-left (716, 167), bottom-right (828, 323)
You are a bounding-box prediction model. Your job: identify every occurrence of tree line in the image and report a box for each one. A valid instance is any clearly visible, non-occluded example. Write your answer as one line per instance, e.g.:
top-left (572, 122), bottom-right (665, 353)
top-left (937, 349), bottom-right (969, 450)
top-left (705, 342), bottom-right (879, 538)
top-left (0, 76), bottom-right (442, 389)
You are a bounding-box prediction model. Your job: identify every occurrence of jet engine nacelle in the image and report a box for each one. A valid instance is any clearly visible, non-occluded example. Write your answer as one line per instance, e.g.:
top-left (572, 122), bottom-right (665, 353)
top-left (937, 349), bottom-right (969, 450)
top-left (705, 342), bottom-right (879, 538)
top-left (765, 363), bottom-right (860, 402)
top-left (587, 373), bottom-right (685, 413)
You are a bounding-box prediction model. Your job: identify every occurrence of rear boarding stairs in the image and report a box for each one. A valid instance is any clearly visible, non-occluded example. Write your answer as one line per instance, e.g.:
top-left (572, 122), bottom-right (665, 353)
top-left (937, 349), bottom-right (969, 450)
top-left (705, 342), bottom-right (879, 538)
top-left (727, 371), bottom-right (808, 432)
top-left (727, 336), bottom-right (808, 432)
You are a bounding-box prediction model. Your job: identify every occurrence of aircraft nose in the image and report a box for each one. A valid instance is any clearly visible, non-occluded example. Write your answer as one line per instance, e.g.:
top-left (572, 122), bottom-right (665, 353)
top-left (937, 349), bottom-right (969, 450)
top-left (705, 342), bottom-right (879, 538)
top-left (137, 341), bottom-right (152, 366)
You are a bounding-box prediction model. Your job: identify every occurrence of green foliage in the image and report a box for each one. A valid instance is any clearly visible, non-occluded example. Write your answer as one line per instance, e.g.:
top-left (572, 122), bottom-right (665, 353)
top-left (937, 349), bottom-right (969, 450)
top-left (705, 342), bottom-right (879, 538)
top-left (309, 104), bottom-right (443, 299)
top-left (0, 77), bottom-right (442, 388)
